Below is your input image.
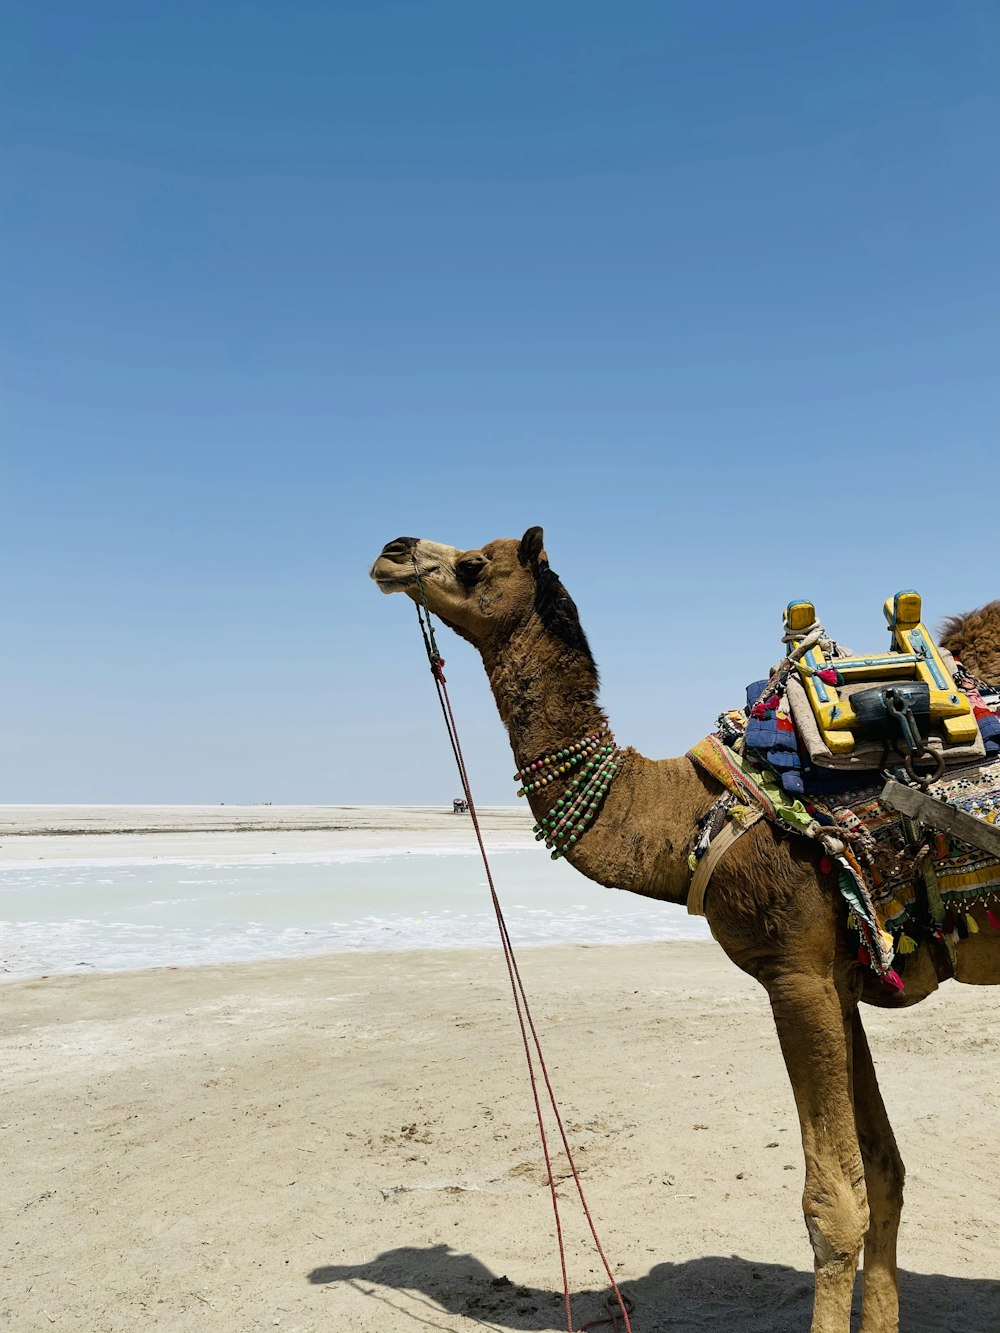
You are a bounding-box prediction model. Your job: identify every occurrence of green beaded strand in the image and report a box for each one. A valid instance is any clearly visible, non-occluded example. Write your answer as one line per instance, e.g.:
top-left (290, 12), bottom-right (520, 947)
top-left (547, 754), bottom-right (620, 857)
top-left (513, 729), bottom-right (622, 860)
top-left (531, 746), bottom-right (616, 833)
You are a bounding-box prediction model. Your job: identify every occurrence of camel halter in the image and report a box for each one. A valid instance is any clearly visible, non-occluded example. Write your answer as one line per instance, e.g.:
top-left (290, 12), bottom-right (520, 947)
top-left (409, 560), bottom-right (634, 1333)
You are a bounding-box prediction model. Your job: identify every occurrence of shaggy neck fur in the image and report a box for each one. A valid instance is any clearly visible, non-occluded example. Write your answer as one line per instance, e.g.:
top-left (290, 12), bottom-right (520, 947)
top-left (941, 601), bottom-right (1000, 687)
top-left (479, 617), bottom-right (719, 905)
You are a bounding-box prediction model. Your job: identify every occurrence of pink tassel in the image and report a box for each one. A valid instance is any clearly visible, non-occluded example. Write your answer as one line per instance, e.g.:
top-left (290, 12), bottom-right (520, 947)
top-left (881, 970), bottom-right (905, 993)
top-left (817, 668), bottom-right (840, 685)
top-left (987, 909), bottom-right (1000, 931)
top-left (765, 694), bottom-right (780, 710)
top-left (750, 702), bottom-right (767, 719)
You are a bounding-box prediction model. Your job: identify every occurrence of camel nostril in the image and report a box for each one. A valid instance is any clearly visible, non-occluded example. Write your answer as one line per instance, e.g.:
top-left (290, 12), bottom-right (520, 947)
top-left (380, 536), bottom-right (419, 560)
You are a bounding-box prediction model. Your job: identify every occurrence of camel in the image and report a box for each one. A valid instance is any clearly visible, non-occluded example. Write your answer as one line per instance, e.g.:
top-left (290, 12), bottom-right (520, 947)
top-left (370, 528), bottom-right (1000, 1333)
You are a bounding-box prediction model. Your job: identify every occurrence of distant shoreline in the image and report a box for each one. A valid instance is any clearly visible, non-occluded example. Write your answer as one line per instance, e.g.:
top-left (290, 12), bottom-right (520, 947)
top-left (0, 803), bottom-right (536, 867)
top-left (0, 803), bottom-right (529, 836)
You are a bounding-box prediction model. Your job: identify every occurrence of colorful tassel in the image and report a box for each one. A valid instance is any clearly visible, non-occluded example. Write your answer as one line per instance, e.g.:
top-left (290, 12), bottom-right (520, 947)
top-left (896, 934), bottom-right (918, 955)
top-left (857, 946), bottom-right (870, 966)
top-left (966, 914), bottom-right (979, 934)
top-left (987, 909), bottom-right (1000, 930)
top-left (882, 970), bottom-right (905, 993)
top-left (819, 855), bottom-right (833, 875)
top-left (816, 668), bottom-right (840, 685)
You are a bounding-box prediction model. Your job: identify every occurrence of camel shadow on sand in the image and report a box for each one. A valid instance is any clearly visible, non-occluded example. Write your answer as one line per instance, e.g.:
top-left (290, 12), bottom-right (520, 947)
top-left (308, 1245), bottom-right (999, 1331)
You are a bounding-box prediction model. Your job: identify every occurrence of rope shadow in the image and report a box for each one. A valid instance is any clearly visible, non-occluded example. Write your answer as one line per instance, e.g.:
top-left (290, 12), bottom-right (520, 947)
top-left (308, 1244), bottom-right (1000, 1331)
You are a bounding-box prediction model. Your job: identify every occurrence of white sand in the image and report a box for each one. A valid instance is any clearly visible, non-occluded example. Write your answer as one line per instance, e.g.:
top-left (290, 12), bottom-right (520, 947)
top-left (1, 945), bottom-right (997, 1332)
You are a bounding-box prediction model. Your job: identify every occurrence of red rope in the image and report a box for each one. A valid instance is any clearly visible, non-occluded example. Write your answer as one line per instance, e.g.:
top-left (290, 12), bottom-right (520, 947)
top-left (415, 608), bottom-right (634, 1333)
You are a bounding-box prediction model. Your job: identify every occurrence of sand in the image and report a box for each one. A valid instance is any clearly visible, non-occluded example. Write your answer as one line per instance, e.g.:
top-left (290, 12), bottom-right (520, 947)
top-left (1, 809), bottom-right (998, 1330)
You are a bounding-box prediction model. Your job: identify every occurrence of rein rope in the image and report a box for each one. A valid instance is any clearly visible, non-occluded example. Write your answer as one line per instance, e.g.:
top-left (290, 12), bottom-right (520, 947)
top-left (411, 567), bottom-right (634, 1333)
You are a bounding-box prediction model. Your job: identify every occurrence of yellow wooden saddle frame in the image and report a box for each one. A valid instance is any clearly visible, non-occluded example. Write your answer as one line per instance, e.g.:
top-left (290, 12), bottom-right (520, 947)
top-left (783, 590), bottom-right (978, 756)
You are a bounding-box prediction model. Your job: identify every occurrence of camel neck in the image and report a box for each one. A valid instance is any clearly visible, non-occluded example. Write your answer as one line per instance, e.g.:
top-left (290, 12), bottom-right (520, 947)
top-left (480, 624), bottom-right (719, 905)
top-left (482, 622), bottom-right (607, 763)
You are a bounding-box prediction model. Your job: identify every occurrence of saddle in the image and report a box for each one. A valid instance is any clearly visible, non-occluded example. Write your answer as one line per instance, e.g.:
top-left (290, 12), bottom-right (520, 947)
top-left (781, 591), bottom-right (984, 779)
top-left (740, 590), bottom-right (1000, 794)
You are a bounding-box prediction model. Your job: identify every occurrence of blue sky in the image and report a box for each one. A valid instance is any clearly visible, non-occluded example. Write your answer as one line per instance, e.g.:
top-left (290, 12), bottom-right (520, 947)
top-left (3, 2), bottom-right (998, 803)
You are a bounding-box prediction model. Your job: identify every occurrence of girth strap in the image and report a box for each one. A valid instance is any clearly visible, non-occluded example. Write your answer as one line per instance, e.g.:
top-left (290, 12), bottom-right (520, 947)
top-left (687, 810), bottom-right (766, 918)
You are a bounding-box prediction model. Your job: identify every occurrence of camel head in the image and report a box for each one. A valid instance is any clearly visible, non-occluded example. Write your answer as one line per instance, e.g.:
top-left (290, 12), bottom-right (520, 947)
top-left (370, 527), bottom-right (595, 665)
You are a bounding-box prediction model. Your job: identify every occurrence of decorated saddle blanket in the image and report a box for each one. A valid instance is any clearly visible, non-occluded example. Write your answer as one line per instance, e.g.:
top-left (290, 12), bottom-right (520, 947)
top-left (687, 595), bottom-right (1000, 992)
top-left (689, 735), bottom-right (1000, 992)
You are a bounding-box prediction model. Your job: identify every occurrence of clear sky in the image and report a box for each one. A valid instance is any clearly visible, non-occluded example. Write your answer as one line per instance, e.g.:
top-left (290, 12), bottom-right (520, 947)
top-left (3, 2), bottom-right (998, 804)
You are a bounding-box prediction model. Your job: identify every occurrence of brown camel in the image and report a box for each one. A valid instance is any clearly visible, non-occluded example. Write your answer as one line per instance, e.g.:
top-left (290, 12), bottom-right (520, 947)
top-left (370, 528), bottom-right (1000, 1333)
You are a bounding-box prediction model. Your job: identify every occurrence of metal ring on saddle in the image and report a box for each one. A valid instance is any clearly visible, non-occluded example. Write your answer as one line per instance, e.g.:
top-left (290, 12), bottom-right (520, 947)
top-left (903, 748), bottom-right (945, 789)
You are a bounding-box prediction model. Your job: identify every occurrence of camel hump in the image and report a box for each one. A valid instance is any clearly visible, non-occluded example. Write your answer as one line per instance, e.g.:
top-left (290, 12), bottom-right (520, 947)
top-left (940, 600), bottom-right (1000, 688)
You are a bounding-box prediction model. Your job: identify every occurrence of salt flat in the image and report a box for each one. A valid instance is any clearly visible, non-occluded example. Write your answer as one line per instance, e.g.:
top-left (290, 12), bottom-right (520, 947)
top-left (0, 803), bottom-right (536, 867)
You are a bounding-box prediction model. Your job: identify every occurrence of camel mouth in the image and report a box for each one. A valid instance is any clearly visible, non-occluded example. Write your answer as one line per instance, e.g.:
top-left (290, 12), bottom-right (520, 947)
top-left (369, 558), bottom-right (440, 594)
top-left (372, 538), bottom-right (462, 596)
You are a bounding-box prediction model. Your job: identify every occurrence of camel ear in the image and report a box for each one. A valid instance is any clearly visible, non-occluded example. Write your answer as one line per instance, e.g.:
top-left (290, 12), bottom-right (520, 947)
top-left (518, 526), bottom-right (547, 572)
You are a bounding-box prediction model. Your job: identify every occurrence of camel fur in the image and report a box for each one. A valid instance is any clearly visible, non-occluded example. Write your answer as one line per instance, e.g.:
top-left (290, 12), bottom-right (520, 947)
top-left (370, 528), bottom-right (999, 1333)
top-left (940, 600), bottom-right (1000, 688)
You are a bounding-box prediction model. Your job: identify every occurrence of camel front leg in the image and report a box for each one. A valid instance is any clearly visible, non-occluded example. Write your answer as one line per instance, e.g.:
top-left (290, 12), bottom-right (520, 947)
top-left (767, 973), bottom-right (868, 1333)
top-left (852, 1010), bottom-right (904, 1333)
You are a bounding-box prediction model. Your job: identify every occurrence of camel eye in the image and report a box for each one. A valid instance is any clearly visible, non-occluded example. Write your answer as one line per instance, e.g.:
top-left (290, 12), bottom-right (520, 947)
top-left (456, 554), bottom-right (486, 586)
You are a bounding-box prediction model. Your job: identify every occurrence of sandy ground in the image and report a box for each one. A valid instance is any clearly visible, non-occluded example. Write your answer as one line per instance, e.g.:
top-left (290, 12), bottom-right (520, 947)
top-left (1, 809), bottom-right (998, 1329)
top-left (2, 941), bottom-right (998, 1333)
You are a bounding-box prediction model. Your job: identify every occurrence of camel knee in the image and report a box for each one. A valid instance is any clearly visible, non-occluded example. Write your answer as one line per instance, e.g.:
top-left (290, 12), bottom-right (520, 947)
top-left (804, 1183), bottom-right (869, 1267)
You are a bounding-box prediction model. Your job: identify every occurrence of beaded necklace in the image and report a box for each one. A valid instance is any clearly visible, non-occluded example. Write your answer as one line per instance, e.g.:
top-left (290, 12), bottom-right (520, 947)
top-left (515, 730), bottom-right (623, 859)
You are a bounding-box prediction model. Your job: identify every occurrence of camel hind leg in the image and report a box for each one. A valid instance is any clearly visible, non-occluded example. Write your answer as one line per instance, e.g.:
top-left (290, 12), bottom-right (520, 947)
top-left (852, 1009), bottom-right (904, 1333)
top-left (766, 971), bottom-right (868, 1333)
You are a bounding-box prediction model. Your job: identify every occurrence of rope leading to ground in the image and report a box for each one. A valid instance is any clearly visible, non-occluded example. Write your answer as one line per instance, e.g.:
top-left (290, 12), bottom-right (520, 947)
top-left (412, 588), bottom-right (634, 1333)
